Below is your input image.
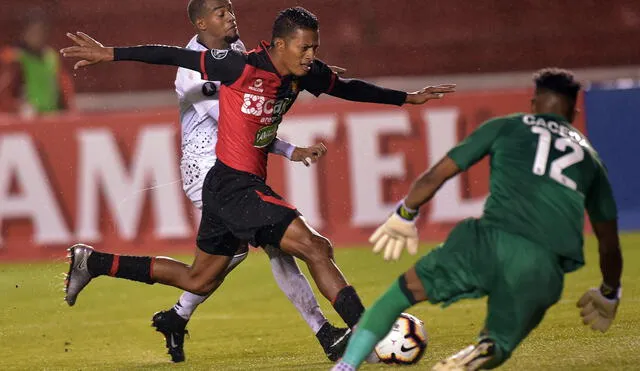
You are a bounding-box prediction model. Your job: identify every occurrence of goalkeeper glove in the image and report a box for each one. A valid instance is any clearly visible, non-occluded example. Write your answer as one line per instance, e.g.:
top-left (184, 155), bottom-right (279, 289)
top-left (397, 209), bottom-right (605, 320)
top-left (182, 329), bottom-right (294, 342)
top-left (369, 201), bottom-right (419, 261)
top-left (576, 283), bottom-right (621, 333)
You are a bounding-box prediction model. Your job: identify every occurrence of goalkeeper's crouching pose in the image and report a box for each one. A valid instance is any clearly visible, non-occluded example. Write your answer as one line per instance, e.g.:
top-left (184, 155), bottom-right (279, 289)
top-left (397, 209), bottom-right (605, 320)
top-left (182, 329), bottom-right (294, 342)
top-left (332, 68), bottom-right (623, 371)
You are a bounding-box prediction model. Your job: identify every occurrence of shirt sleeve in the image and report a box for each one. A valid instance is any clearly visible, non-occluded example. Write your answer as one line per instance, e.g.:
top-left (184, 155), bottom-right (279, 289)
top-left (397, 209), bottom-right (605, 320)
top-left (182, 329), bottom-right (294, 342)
top-left (114, 45), bottom-right (246, 85)
top-left (447, 117), bottom-right (507, 170)
top-left (585, 159), bottom-right (618, 222)
top-left (301, 60), bottom-right (406, 105)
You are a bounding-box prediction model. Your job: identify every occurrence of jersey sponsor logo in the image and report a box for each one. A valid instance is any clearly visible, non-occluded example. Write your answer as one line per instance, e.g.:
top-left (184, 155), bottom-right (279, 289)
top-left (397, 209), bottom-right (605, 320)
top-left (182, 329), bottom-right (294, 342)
top-left (248, 78), bottom-right (264, 93)
top-left (240, 94), bottom-right (292, 118)
top-left (241, 94), bottom-right (266, 116)
top-left (210, 49), bottom-right (229, 60)
top-left (253, 124), bottom-right (279, 148)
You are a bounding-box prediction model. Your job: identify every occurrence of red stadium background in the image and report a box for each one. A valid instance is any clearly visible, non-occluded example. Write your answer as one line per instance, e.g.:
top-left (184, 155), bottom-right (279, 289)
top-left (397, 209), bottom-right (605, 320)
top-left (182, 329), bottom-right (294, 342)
top-left (1, 0), bottom-right (639, 93)
top-left (0, 89), bottom-right (585, 261)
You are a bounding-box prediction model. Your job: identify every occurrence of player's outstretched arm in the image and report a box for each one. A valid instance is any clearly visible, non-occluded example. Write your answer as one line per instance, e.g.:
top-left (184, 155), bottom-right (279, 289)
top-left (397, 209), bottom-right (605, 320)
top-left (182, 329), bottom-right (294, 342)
top-left (60, 32), bottom-right (201, 71)
top-left (577, 219), bottom-right (622, 332)
top-left (302, 60), bottom-right (454, 106)
top-left (329, 78), bottom-right (455, 106)
top-left (60, 32), bottom-right (245, 84)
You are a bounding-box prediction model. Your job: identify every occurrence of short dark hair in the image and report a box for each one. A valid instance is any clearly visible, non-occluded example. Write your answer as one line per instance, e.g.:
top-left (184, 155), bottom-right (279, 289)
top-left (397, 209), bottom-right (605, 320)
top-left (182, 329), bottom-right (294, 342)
top-left (272, 7), bottom-right (318, 42)
top-left (533, 68), bottom-right (581, 102)
top-left (187, 0), bottom-right (212, 25)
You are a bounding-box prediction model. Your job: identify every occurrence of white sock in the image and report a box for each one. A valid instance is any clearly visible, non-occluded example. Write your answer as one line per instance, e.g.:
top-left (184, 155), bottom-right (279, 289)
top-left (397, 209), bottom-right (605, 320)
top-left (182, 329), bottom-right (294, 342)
top-left (264, 245), bottom-right (328, 334)
top-left (174, 291), bottom-right (209, 320)
top-left (173, 251), bottom-right (248, 320)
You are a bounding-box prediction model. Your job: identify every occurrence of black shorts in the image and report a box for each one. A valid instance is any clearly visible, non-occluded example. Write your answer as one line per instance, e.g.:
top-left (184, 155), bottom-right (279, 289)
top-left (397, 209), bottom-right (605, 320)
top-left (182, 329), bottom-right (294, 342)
top-left (196, 160), bottom-right (300, 256)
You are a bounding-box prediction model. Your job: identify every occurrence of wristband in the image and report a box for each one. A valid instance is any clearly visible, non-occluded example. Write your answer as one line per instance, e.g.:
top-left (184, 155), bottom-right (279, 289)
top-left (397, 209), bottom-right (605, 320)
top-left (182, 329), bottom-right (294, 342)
top-left (600, 282), bottom-right (621, 300)
top-left (271, 138), bottom-right (296, 160)
top-left (396, 200), bottom-right (419, 221)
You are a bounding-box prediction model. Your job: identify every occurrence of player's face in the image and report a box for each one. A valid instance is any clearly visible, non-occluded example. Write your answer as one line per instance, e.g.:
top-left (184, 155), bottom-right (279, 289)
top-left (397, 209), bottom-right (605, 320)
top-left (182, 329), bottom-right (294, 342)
top-left (200, 0), bottom-right (239, 44)
top-left (282, 28), bottom-right (319, 76)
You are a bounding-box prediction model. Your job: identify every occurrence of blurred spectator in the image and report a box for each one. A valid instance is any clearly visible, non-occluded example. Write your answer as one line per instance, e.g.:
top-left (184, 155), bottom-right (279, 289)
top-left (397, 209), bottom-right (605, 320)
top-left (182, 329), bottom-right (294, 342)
top-left (0, 8), bottom-right (75, 118)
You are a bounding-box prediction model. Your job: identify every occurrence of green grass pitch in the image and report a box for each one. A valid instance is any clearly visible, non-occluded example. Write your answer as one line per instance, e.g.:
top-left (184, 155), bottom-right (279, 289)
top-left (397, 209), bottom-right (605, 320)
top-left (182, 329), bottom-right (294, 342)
top-left (1, 233), bottom-right (638, 370)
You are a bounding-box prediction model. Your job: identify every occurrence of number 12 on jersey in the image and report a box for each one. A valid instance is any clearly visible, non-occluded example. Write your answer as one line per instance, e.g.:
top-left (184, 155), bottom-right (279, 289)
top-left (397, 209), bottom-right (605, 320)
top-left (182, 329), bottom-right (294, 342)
top-left (531, 126), bottom-right (584, 190)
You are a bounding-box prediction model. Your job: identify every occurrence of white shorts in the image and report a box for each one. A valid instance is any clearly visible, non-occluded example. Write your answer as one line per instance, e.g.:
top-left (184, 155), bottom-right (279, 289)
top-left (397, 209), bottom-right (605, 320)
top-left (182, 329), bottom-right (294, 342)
top-left (181, 156), bottom-right (216, 210)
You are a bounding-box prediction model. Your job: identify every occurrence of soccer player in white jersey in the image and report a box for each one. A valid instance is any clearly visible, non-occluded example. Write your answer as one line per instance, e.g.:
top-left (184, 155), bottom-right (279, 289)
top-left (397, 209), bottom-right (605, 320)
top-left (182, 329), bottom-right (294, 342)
top-left (150, 0), bottom-right (349, 363)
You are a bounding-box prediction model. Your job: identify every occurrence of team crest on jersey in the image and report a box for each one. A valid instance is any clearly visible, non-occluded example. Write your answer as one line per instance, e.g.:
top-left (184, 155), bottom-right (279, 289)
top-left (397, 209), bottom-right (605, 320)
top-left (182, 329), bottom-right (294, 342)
top-left (202, 81), bottom-right (217, 96)
top-left (210, 49), bottom-right (229, 60)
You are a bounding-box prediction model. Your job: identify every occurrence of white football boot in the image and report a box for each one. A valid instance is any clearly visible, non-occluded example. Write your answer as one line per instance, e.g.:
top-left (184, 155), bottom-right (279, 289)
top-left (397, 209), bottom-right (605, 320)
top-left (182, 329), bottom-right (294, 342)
top-left (432, 340), bottom-right (495, 371)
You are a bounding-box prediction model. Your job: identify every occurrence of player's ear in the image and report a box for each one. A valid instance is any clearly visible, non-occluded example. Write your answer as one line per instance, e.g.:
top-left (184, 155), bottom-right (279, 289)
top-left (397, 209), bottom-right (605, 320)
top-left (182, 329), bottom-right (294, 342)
top-left (273, 37), bottom-right (285, 51)
top-left (195, 17), bottom-right (207, 31)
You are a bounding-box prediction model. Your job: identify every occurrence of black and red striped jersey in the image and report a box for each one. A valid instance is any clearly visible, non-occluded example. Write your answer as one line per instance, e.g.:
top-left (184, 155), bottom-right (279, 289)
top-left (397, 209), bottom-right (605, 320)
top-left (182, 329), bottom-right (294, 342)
top-left (115, 42), bottom-right (407, 178)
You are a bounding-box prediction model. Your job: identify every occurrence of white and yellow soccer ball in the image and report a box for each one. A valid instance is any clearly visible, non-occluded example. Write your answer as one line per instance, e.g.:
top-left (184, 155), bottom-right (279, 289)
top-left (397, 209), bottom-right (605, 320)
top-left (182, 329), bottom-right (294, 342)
top-left (373, 313), bottom-right (428, 365)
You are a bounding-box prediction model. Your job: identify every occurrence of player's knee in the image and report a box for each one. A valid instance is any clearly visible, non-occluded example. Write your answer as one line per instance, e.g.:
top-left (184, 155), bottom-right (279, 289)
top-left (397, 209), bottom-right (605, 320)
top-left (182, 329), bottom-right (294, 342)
top-left (300, 235), bottom-right (334, 262)
top-left (186, 271), bottom-right (224, 296)
top-left (189, 278), bottom-right (222, 296)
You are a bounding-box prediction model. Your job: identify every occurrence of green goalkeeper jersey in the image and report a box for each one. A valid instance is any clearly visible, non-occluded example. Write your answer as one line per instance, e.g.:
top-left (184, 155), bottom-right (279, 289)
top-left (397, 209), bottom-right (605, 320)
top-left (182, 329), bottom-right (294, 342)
top-left (447, 113), bottom-right (618, 272)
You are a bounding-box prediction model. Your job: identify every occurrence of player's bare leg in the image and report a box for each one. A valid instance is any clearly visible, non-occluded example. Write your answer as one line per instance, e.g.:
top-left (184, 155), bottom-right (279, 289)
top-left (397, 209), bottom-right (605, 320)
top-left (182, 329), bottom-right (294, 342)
top-left (65, 243), bottom-right (234, 362)
top-left (64, 243), bottom-right (233, 306)
top-left (279, 217), bottom-right (364, 330)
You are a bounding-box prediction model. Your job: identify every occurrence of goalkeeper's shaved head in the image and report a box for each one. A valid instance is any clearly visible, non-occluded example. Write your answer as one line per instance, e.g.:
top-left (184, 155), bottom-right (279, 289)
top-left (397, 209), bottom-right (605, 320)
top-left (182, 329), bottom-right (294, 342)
top-left (532, 68), bottom-right (582, 122)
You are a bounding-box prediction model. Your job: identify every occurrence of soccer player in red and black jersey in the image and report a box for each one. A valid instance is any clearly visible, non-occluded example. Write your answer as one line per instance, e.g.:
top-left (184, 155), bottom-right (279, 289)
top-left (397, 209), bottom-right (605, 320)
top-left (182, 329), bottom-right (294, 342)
top-left (61, 6), bottom-right (455, 357)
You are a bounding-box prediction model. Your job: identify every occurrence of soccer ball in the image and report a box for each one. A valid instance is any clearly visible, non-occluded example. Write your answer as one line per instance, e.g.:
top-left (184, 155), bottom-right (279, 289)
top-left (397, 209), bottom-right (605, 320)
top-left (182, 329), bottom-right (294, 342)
top-left (373, 312), bottom-right (428, 365)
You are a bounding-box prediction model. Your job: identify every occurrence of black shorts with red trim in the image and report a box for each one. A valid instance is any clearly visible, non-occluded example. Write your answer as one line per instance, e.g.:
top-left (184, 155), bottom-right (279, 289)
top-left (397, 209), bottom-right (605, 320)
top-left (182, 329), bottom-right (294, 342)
top-left (196, 160), bottom-right (300, 256)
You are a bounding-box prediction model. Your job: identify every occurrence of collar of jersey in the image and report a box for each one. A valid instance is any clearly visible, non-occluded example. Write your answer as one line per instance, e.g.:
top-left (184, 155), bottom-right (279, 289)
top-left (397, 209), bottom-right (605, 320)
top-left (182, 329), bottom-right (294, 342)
top-left (257, 40), bottom-right (282, 78)
top-left (536, 112), bottom-right (569, 123)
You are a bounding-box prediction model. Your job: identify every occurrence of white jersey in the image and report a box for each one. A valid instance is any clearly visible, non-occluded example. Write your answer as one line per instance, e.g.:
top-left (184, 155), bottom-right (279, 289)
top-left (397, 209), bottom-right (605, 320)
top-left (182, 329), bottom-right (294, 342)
top-left (175, 36), bottom-right (246, 208)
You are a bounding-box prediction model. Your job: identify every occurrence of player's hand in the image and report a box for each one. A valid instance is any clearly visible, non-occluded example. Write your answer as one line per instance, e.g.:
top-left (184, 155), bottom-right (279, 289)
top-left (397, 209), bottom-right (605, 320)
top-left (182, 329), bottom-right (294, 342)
top-left (329, 65), bottom-right (347, 75)
top-left (291, 142), bottom-right (328, 167)
top-left (60, 32), bottom-right (114, 70)
top-left (405, 84), bottom-right (457, 105)
top-left (369, 213), bottom-right (419, 261)
top-left (577, 287), bottom-right (620, 332)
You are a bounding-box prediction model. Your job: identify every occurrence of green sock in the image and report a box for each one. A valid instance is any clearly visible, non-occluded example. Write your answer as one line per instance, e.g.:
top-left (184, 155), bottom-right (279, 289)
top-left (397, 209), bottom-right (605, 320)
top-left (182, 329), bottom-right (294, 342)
top-left (342, 278), bottom-right (413, 367)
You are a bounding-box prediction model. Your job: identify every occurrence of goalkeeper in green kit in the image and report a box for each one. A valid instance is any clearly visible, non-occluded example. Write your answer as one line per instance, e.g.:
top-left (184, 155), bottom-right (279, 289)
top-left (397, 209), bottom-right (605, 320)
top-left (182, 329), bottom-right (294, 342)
top-left (331, 68), bottom-right (623, 371)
